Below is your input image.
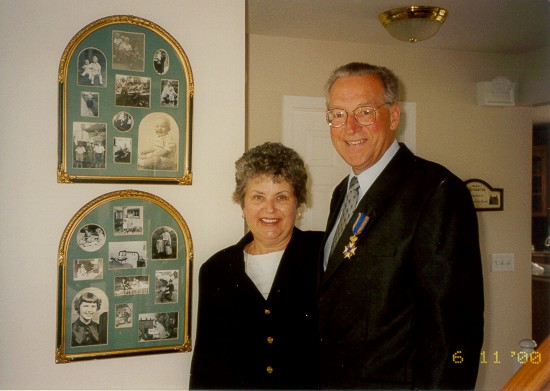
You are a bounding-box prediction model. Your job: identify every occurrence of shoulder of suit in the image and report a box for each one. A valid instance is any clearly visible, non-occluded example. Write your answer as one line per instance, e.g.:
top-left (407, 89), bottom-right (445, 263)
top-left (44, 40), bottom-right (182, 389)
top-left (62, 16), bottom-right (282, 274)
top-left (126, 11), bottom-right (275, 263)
top-left (413, 155), bottom-right (463, 182)
top-left (396, 144), bottom-right (458, 179)
top-left (291, 228), bottom-right (324, 245)
top-left (199, 239), bottom-right (245, 272)
top-left (295, 228), bottom-right (324, 238)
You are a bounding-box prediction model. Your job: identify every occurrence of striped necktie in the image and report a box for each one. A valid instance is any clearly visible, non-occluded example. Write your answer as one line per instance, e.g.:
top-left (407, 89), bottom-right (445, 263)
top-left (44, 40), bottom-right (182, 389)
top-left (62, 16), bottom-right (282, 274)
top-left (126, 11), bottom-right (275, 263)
top-left (330, 176), bottom-right (360, 255)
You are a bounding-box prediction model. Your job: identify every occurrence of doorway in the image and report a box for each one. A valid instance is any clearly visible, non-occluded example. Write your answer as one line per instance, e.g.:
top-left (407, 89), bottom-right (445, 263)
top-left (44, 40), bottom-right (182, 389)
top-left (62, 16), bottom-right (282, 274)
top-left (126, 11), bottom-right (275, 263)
top-left (531, 122), bottom-right (550, 345)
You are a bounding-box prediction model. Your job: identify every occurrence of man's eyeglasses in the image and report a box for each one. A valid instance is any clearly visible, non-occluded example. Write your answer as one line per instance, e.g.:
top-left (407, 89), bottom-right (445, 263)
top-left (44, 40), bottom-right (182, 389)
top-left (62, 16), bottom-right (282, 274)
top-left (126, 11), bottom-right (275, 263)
top-left (326, 102), bottom-right (391, 128)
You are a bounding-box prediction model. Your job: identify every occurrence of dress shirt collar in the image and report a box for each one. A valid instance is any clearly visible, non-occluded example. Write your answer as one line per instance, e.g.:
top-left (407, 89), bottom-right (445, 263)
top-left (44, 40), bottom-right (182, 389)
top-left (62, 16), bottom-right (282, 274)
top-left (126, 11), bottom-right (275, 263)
top-left (350, 139), bottom-right (400, 199)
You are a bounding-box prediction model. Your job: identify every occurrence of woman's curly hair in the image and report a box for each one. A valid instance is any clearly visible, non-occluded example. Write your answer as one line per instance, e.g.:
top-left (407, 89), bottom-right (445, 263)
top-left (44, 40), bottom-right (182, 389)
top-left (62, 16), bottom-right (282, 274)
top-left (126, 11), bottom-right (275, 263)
top-left (233, 142), bottom-right (308, 207)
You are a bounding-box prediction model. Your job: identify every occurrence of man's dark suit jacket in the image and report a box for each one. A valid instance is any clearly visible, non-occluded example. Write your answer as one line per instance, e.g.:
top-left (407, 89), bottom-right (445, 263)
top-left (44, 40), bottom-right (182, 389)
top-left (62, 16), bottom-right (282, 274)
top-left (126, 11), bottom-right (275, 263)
top-left (190, 228), bottom-right (323, 390)
top-left (319, 144), bottom-right (484, 390)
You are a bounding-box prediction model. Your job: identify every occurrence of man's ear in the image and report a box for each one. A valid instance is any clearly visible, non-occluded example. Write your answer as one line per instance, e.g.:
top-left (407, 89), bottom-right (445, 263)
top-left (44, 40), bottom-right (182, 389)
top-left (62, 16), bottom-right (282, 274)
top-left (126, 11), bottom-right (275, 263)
top-left (390, 102), bottom-right (401, 131)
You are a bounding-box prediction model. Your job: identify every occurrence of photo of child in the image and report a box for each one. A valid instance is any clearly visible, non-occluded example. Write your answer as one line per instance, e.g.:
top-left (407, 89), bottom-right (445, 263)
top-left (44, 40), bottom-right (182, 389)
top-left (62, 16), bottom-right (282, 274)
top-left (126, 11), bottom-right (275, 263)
top-left (137, 113), bottom-right (178, 171)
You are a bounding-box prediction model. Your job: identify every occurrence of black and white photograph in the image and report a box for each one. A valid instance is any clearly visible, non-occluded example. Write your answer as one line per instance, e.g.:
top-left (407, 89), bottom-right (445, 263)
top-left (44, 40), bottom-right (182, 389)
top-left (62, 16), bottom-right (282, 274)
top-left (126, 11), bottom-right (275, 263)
top-left (76, 224), bottom-right (106, 252)
top-left (73, 258), bottom-right (104, 281)
top-left (77, 48), bottom-right (107, 87)
top-left (153, 48), bottom-right (169, 74)
top-left (80, 92), bottom-right (99, 117)
top-left (113, 111), bottom-right (133, 132)
top-left (71, 288), bottom-right (108, 347)
top-left (114, 275), bottom-right (150, 296)
top-left (108, 241), bottom-right (147, 270)
top-left (154, 270), bottom-right (178, 304)
top-left (113, 137), bottom-right (132, 164)
top-left (113, 205), bottom-right (143, 235)
top-left (72, 122), bottom-right (106, 169)
top-left (112, 30), bottom-right (145, 72)
top-left (152, 226), bottom-right (177, 259)
top-left (138, 312), bottom-right (178, 342)
top-left (115, 75), bottom-right (151, 108)
top-left (160, 79), bottom-right (179, 107)
top-left (115, 303), bottom-right (133, 329)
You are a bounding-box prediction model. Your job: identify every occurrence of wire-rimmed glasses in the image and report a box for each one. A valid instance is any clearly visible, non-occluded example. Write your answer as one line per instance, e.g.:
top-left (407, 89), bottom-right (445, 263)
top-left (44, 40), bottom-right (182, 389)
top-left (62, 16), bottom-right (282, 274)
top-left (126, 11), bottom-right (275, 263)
top-left (326, 102), bottom-right (391, 127)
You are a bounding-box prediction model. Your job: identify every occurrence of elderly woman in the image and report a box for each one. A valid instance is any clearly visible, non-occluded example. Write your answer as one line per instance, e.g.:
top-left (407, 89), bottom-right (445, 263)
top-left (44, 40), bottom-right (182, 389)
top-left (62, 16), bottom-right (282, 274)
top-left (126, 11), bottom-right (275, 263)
top-left (190, 142), bottom-right (323, 390)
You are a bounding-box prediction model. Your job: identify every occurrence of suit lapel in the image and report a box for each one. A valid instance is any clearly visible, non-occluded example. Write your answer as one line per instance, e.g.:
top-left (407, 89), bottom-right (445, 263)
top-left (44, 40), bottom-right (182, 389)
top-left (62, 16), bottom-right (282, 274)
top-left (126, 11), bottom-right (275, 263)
top-left (322, 144), bottom-right (416, 284)
top-left (325, 177), bottom-right (349, 232)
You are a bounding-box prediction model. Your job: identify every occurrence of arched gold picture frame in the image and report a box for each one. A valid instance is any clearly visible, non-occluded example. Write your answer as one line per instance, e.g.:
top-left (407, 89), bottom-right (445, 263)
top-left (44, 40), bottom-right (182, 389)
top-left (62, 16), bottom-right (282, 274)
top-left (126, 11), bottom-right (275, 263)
top-left (58, 15), bottom-right (193, 184)
top-left (56, 190), bottom-right (192, 363)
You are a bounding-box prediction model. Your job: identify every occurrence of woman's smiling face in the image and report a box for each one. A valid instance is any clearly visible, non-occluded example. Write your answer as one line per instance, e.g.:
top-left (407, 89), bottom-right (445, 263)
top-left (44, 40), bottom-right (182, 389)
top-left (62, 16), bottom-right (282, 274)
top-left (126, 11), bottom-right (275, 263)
top-left (242, 175), bottom-right (297, 252)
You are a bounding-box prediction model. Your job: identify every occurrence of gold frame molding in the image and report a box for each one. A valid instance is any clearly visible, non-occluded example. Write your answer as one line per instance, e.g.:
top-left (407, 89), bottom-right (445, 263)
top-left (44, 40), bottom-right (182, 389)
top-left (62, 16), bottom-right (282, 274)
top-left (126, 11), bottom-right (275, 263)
top-left (56, 190), bottom-right (193, 363)
top-left (58, 15), bottom-right (193, 184)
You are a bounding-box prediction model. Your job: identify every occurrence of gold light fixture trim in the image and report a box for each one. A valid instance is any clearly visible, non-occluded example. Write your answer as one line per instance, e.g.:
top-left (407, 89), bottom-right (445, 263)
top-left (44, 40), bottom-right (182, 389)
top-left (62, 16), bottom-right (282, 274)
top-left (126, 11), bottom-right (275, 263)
top-left (379, 6), bottom-right (448, 43)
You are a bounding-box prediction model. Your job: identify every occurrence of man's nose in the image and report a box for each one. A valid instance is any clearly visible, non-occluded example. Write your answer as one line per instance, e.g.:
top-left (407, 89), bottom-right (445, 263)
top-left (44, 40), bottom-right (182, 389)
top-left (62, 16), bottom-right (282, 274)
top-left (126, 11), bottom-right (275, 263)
top-left (344, 114), bottom-right (362, 133)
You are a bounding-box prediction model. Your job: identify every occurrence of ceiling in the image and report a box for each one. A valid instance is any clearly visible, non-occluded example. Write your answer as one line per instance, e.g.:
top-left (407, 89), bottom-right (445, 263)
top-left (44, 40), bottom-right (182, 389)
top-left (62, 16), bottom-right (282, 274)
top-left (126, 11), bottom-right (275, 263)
top-left (246, 0), bottom-right (550, 55)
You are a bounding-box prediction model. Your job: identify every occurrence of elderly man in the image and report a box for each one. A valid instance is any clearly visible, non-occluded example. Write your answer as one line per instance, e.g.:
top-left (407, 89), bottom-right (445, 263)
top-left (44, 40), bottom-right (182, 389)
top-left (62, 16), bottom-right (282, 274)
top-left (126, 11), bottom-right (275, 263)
top-left (319, 62), bottom-right (484, 390)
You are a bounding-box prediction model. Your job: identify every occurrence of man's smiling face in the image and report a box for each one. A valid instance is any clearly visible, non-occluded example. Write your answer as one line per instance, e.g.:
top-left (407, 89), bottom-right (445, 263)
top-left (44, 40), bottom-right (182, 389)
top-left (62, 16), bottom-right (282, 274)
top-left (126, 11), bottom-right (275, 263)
top-left (328, 74), bottom-right (400, 174)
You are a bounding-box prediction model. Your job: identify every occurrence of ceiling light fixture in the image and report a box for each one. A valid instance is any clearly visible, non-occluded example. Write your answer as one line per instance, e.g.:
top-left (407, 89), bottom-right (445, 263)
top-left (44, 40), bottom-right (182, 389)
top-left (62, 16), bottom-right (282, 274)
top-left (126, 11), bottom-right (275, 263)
top-left (378, 6), bottom-right (448, 43)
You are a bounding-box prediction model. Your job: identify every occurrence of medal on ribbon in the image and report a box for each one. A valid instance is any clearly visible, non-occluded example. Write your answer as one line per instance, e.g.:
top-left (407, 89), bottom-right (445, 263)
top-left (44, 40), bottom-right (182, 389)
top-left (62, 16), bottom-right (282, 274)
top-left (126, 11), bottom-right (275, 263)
top-left (343, 213), bottom-right (369, 259)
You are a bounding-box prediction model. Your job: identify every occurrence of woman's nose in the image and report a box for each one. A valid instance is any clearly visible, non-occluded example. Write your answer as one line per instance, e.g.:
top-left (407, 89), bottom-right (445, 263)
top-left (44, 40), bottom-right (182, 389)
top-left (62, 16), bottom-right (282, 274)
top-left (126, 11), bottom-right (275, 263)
top-left (264, 199), bottom-right (275, 211)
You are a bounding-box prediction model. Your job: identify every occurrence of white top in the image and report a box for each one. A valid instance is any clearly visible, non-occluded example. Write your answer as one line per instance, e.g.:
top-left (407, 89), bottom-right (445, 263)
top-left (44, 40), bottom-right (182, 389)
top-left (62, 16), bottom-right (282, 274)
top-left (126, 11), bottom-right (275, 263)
top-left (244, 250), bottom-right (284, 299)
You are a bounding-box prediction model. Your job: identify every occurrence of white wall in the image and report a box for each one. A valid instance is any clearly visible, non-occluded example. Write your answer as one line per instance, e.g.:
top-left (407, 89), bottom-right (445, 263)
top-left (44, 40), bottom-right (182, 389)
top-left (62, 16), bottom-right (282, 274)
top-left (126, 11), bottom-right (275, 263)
top-left (247, 34), bottom-right (535, 391)
top-left (0, 1), bottom-right (245, 389)
top-left (519, 46), bottom-right (550, 106)
top-left (533, 104), bottom-right (550, 124)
